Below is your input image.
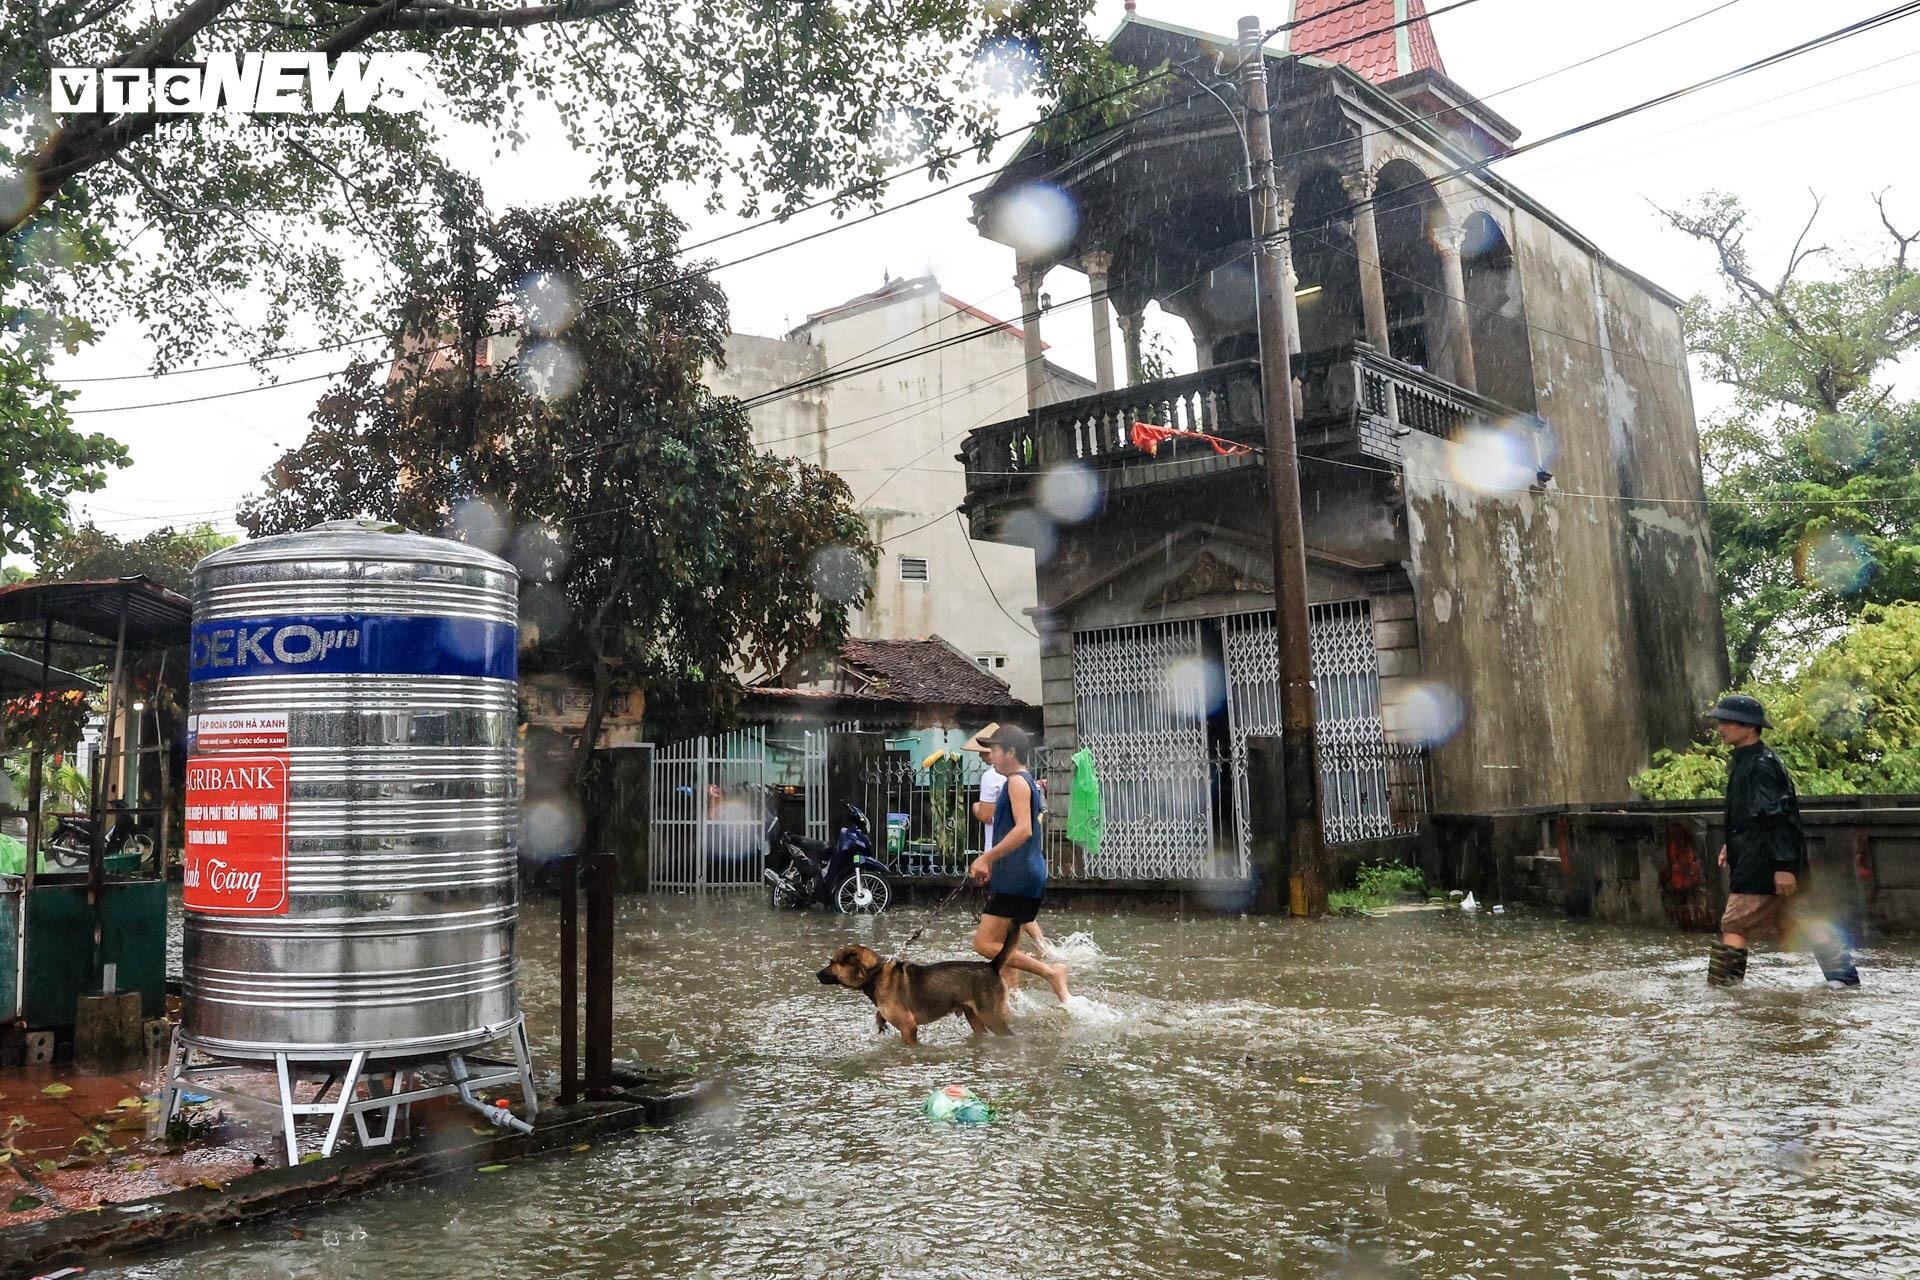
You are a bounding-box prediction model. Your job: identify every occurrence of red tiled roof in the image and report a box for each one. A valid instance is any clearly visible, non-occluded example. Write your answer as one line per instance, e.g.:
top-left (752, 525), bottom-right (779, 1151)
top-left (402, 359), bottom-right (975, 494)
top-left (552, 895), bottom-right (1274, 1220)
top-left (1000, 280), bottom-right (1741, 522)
top-left (757, 637), bottom-right (1027, 709)
top-left (1289, 0), bottom-right (1446, 84)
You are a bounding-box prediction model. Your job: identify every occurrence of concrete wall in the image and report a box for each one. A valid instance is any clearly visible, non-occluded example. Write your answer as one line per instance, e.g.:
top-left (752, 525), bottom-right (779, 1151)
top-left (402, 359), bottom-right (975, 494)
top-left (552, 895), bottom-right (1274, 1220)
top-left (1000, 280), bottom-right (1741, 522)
top-left (713, 279), bottom-right (1093, 702)
top-left (1399, 210), bottom-right (1726, 812)
top-left (1430, 798), bottom-right (1920, 938)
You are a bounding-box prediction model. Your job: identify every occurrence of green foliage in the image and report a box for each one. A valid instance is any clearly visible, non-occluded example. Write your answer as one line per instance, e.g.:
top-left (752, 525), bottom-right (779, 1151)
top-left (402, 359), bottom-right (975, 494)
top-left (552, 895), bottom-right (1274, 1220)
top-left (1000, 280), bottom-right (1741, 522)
top-left (1662, 192), bottom-right (1920, 683)
top-left (239, 200), bottom-right (877, 762)
top-left (0, 332), bottom-right (128, 562)
top-left (3, 0), bottom-right (1105, 372)
top-left (1329, 860), bottom-right (1427, 913)
top-left (1030, 54), bottom-right (1169, 150)
top-left (1633, 602), bottom-right (1920, 799)
top-left (34, 522), bottom-right (234, 595)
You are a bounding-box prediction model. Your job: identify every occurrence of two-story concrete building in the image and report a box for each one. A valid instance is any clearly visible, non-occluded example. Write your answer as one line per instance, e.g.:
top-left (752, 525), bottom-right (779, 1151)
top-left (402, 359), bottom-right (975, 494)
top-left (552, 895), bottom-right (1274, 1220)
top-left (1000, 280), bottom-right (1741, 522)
top-left (956, 5), bottom-right (1728, 880)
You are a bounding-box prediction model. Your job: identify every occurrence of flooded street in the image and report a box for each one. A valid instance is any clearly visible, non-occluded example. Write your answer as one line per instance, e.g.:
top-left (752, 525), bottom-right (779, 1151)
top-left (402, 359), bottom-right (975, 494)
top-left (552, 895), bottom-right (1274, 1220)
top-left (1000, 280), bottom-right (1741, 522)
top-left (114, 897), bottom-right (1920, 1279)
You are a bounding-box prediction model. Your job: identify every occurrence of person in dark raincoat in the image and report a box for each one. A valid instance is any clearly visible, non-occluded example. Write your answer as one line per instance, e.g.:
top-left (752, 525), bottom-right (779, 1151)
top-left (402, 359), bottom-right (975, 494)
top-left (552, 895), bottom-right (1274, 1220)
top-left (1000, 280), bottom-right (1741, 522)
top-left (1706, 695), bottom-right (1860, 989)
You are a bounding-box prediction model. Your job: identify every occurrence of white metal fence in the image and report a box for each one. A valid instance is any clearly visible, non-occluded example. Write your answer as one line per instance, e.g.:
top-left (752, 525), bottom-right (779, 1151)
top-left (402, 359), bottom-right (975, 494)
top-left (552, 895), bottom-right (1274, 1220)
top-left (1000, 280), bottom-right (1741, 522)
top-left (648, 727), bottom-right (769, 890)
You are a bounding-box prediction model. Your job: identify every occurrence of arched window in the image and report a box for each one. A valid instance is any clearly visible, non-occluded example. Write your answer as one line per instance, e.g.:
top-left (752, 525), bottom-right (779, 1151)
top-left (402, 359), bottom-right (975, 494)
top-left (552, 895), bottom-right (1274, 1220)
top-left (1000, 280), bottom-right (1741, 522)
top-left (1373, 159), bottom-right (1446, 373)
top-left (1289, 166), bottom-right (1365, 356)
top-left (1460, 211), bottom-right (1536, 411)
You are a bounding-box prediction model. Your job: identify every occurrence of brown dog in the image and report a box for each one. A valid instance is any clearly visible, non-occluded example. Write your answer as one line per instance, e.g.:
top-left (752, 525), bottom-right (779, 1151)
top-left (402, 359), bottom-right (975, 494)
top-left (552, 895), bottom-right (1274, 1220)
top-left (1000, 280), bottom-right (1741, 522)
top-left (816, 937), bottom-right (1017, 1046)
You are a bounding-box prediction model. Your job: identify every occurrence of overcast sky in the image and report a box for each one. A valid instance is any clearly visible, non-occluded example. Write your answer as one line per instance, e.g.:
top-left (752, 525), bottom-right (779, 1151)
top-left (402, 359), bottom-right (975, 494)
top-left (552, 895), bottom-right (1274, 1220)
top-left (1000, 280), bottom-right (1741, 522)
top-left (35, 0), bottom-right (1920, 555)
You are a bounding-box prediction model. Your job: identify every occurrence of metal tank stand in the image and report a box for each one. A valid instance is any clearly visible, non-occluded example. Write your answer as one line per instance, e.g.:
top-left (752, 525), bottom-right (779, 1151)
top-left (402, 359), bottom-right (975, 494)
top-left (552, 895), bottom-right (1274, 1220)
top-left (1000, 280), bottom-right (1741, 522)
top-left (161, 1018), bottom-right (539, 1166)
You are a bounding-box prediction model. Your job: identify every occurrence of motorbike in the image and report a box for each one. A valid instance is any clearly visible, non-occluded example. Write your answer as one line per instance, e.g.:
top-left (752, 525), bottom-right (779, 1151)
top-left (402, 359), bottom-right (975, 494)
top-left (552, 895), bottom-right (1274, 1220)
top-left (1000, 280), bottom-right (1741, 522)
top-left (764, 799), bottom-right (895, 914)
top-left (43, 806), bottom-right (152, 870)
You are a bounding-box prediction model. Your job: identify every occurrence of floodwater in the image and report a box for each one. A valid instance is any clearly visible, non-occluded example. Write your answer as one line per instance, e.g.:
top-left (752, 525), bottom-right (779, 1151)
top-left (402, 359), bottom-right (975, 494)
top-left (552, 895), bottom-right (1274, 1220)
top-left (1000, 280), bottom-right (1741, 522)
top-left (113, 896), bottom-right (1920, 1279)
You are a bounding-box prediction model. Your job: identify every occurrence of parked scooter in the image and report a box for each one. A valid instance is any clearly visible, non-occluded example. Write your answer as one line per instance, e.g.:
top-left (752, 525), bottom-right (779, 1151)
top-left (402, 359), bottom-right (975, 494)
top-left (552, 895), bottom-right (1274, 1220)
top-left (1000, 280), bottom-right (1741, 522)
top-left (764, 799), bottom-right (894, 914)
top-left (43, 805), bottom-right (152, 870)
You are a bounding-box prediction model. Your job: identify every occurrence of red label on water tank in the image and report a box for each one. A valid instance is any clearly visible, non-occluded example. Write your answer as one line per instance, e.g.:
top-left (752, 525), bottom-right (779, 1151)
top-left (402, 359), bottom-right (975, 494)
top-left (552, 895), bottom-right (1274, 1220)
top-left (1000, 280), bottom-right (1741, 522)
top-left (183, 753), bottom-right (289, 915)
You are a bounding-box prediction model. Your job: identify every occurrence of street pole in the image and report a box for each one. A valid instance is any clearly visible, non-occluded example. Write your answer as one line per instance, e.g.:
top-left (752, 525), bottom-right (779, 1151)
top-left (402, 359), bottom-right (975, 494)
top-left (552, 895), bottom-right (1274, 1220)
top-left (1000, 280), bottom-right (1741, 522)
top-left (1238, 15), bottom-right (1328, 917)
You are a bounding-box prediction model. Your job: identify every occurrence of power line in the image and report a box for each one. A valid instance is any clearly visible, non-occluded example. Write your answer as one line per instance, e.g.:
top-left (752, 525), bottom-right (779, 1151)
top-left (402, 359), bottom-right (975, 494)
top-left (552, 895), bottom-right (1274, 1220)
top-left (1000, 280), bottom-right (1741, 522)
top-left (953, 509), bottom-right (1038, 639)
top-left (60, 0), bottom-right (1499, 397)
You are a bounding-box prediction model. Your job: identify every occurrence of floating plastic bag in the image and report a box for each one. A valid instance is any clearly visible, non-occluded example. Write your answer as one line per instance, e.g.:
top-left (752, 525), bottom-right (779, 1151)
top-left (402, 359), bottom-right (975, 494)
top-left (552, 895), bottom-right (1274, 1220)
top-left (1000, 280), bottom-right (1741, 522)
top-left (922, 1084), bottom-right (992, 1125)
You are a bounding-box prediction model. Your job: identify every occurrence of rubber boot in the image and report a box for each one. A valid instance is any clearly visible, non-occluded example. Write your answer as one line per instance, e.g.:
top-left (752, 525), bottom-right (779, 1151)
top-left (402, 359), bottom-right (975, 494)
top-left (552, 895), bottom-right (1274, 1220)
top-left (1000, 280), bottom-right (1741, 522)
top-left (1708, 941), bottom-right (1748, 987)
top-left (1815, 942), bottom-right (1860, 989)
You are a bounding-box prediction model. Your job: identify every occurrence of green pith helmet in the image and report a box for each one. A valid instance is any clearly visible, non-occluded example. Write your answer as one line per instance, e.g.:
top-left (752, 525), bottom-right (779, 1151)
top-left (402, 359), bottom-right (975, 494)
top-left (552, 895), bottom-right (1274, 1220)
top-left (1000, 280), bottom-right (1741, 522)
top-left (1708, 694), bottom-right (1772, 729)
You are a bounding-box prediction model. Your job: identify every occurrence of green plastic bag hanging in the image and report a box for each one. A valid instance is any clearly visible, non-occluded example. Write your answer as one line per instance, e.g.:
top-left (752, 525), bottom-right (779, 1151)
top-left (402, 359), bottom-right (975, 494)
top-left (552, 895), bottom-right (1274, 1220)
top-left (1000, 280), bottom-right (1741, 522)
top-left (1066, 747), bottom-right (1104, 859)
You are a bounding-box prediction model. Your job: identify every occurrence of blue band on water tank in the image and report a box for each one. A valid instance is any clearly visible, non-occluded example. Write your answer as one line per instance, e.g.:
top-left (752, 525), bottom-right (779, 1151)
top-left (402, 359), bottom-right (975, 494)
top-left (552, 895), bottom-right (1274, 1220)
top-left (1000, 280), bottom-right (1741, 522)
top-left (189, 614), bottom-right (517, 682)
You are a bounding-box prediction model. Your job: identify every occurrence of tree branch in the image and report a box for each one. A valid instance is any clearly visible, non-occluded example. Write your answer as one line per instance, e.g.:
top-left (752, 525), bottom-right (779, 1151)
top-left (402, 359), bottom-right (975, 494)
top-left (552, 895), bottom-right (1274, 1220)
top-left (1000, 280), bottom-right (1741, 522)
top-left (1872, 188), bottom-right (1918, 274)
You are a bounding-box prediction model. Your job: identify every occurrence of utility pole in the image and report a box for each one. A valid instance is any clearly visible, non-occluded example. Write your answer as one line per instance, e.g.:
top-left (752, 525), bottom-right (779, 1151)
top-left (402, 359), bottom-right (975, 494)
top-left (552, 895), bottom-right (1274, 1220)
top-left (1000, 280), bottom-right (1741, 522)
top-left (1238, 15), bottom-right (1328, 917)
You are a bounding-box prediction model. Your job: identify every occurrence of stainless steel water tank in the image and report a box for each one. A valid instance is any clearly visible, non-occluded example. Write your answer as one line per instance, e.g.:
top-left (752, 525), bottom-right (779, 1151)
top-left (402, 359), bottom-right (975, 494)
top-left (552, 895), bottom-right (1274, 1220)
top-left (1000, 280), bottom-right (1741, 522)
top-left (182, 520), bottom-right (521, 1058)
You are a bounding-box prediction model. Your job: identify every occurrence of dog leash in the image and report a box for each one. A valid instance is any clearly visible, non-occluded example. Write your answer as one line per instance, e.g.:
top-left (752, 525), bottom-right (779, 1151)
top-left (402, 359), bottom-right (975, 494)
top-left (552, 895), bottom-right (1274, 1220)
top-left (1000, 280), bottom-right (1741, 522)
top-left (891, 878), bottom-right (976, 962)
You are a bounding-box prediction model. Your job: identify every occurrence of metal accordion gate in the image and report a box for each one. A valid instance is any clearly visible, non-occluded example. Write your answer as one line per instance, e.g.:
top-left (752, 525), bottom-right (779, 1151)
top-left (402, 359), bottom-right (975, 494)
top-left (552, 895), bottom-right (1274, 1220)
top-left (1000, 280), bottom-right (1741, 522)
top-left (1070, 620), bottom-right (1222, 880)
top-left (1072, 602), bottom-right (1425, 881)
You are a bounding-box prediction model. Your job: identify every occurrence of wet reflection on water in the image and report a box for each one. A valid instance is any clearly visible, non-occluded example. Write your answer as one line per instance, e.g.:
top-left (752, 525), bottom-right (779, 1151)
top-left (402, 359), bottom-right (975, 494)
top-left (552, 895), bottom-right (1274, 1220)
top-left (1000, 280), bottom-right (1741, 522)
top-left (116, 896), bottom-right (1920, 1279)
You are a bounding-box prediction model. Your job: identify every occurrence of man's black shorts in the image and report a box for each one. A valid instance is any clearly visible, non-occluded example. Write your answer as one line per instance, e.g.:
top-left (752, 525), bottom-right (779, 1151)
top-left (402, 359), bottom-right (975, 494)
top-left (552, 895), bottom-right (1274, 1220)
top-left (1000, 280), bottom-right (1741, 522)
top-left (981, 892), bottom-right (1042, 925)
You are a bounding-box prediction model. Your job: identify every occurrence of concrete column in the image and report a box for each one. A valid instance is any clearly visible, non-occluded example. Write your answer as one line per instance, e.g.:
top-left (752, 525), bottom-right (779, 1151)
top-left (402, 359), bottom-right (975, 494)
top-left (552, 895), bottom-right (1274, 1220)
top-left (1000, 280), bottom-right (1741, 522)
top-left (1117, 309), bottom-right (1146, 384)
top-left (1435, 223), bottom-right (1478, 391)
top-left (1275, 197), bottom-right (1303, 356)
top-left (1015, 261), bottom-right (1048, 410)
top-left (1344, 171), bottom-right (1392, 353)
top-left (1082, 250), bottom-right (1117, 392)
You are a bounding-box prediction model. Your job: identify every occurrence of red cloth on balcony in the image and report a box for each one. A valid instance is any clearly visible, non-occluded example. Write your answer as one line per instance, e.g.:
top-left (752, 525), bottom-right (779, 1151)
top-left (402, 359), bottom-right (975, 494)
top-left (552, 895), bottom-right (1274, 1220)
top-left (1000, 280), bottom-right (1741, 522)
top-left (1129, 422), bottom-right (1254, 458)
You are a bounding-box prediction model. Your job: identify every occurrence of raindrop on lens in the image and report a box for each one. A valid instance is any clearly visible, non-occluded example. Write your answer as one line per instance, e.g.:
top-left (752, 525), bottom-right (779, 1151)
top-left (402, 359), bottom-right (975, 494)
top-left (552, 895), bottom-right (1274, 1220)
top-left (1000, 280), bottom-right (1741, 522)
top-left (447, 495), bottom-right (510, 553)
top-left (1037, 462), bottom-right (1102, 524)
top-left (517, 341), bottom-right (582, 401)
top-left (1799, 530), bottom-right (1874, 595)
top-left (1386, 680), bottom-right (1464, 747)
top-left (523, 797), bottom-right (584, 857)
top-left (1164, 655), bottom-right (1227, 716)
top-left (515, 271), bottom-right (578, 337)
top-left (510, 521), bottom-right (568, 582)
top-left (0, 165), bottom-right (35, 228)
top-left (1003, 507), bottom-right (1058, 564)
top-left (519, 584), bottom-right (572, 643)
top-left (1447, 422), bottom-right (1536, 494)
top-left (990, 182), bottom-right (1079, 261)
top-left (809, 545), bottom-right (868, 605)
top-left (972, 35), bottom-right (1040, 96)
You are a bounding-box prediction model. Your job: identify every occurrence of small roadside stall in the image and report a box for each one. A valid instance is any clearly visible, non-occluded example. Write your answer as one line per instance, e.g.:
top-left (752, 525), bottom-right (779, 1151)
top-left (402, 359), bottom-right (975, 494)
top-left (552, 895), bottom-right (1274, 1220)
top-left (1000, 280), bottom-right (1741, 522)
top-left (0, 576), bottom-right (188, 1044)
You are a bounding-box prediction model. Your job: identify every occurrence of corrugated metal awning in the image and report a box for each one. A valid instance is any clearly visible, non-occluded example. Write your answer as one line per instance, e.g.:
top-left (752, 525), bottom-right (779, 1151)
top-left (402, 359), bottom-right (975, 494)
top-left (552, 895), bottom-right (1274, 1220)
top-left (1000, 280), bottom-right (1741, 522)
top-left (0, 576), bottom-right (192, 647)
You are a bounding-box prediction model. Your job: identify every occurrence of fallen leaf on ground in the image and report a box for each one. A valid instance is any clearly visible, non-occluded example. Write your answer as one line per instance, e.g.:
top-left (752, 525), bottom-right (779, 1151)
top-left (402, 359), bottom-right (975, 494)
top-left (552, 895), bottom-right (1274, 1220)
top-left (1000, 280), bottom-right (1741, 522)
top-left (115, 1096), bottom-right (143, 1109)
top-left (34, 1159), bottom-right (56, 1173)
top-left (477, 1163), bottom-right (508, 1173)
top-left (300, 1152), bottom-right (323, 1164)
top-left (571, 1143), bottom-right (590, 1153)
top-left (40, 1084), bottom-right (72, 1097)
top-left (6, 1193), bottom-right (41, 1213)
top-left (289, 1227), bottom-right (306, 1240)
top-left (126, 1159), bottom-right (145, 1172)
top-left (194, 1178), bottom-right (224, 1192)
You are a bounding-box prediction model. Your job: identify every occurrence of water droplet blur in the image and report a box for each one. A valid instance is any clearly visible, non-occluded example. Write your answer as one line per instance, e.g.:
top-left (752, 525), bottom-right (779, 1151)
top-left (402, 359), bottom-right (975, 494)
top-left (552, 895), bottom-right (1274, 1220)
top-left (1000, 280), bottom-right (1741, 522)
top-left (987, 182), bottom-right (1079, 262)
top-left (1809, 412), bottom-right (1875, 470)
top-left (1164, 654), bottom-right (1227, 717)
top-left (1447, 423), bottom-right (1536, 494)
top-left (971, 35), bottom-right (1040, 97)
top-left (511, 520), bottom-right (568, 582)
top-left (1037, 461), bottom-right (1102, 524)
top-left (447, 495), bottom-right (510, 553)
top-left (0, 164), bottom-right (35, 229)
top-left (1805, 678), bottom-right (1867, 739)
top-left (1384, 680), bottom-right (1464, 747)
top-left (515, 271), bottom-right (578, 337)
top-left (523, 796), bottom-right (584, 858)
top-left (1798, 529), bottom-right (1874, 594)
top-left (517, 340), bottom-right (582, 401)
top-left (809, 544), bottom-right (869, 606)
top-left (519, 583), bottom-right (572, 645)
top-left (1003, 507), bottom-right (1058, 564)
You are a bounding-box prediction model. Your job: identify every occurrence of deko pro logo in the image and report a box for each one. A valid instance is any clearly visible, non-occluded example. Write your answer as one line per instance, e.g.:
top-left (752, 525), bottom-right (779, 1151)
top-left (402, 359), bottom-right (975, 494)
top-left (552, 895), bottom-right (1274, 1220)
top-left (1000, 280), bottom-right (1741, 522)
top-left (51, 51), bottom-right (429, 115)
